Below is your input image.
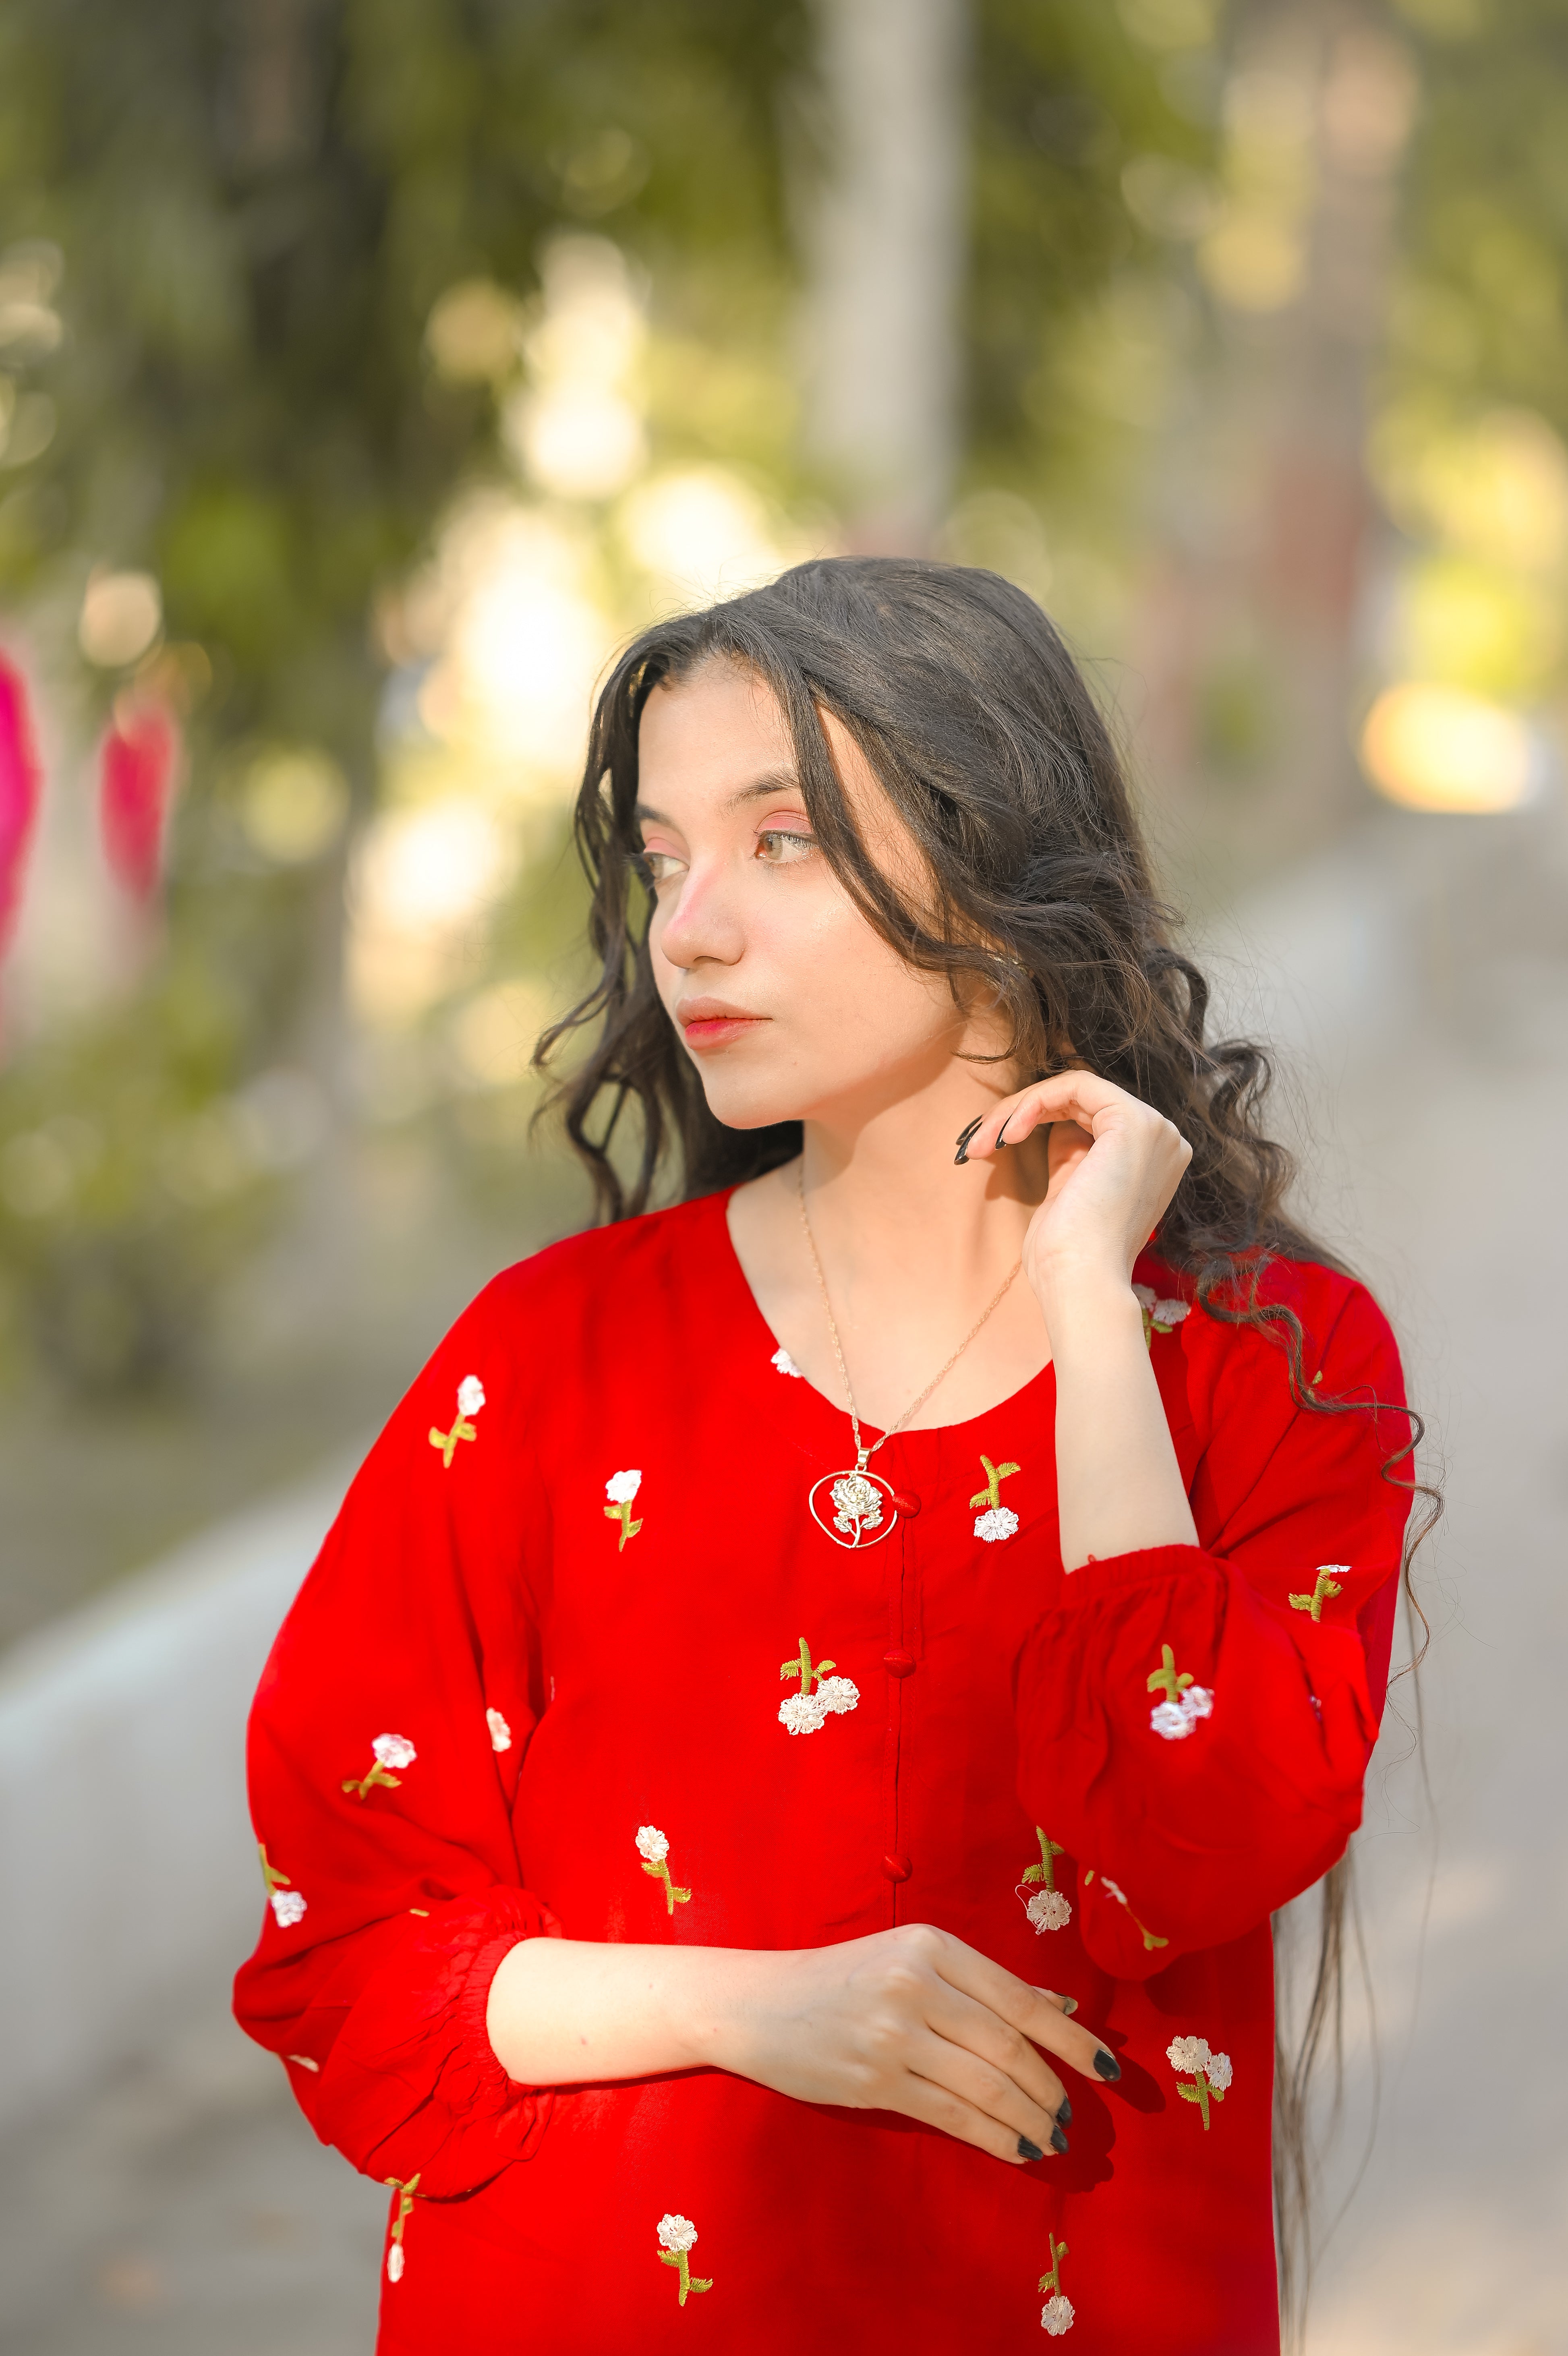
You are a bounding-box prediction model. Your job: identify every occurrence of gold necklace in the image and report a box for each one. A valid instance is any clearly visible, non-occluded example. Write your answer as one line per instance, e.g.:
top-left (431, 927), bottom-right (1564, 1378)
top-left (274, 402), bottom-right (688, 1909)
top-left (796, 1166), bottom-right (1022, 1550)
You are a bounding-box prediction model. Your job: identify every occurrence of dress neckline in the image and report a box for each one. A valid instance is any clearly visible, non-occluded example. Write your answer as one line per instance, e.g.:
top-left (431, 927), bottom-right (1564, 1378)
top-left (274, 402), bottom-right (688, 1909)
top-left (705, 1182), bottom-right (1059, 1450)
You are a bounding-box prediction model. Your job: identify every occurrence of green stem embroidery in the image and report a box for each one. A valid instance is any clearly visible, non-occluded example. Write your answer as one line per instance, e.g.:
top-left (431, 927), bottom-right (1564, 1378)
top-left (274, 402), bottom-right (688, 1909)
top-left (385, 2172), bottom-right (421, 2236)
top-left (258, 1843), bottom-right (290, 1894)
top-left (969, 1454), bottom-right (1021, 1510)
top-left (1020, 1828), bottom-right (1066, 1890)
top-left (1288, 1566), bottom-right (1345, 1621)
top-left (605, 1500), bottom-right (644, 1549)
top-left (781, 1636), bottom-right (835, 1694)
top-left (428, 1415), bottom-right (476, 1468)
top-left (1082, 1865), bottom-right (1169, 1951)
top-left (1177, 2072), bottom-right (1224, 2129)
top-left (1037, 2233), bottom-right (1069, 2296)
top-left (642, 1859), bottom-right (692, 1913)
top-left (659, 2250), bottom-right (713, 2306)
top-left (1146, 1643), bottom-right (1195, 1704)
top-left (342, 1761), bottom-right (402, 1800)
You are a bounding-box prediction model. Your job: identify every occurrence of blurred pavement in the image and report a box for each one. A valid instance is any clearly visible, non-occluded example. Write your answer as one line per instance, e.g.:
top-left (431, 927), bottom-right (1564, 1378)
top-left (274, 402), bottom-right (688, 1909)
top-left (1, 804), bottom-right (1565, 2356)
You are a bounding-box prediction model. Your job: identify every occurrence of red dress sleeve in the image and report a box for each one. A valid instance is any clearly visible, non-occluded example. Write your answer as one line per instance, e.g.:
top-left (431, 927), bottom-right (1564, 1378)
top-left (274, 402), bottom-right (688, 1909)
top-left (232, 1274), bottom-right (560, 2197)
top-left (1015, 1267), bottom-right (1413, 1979)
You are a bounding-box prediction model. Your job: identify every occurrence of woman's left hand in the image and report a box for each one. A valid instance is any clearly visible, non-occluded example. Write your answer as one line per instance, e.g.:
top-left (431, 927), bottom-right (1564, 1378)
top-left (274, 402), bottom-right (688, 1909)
top-left (960, 1070), bottom-right (1192, 1301)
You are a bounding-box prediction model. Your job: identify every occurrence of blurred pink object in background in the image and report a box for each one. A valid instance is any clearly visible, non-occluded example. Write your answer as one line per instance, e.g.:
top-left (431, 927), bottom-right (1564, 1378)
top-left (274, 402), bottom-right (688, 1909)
top-left (99, 698), bottom-right (180, 902)
top-left (0, 652), bottom-right (43, 963)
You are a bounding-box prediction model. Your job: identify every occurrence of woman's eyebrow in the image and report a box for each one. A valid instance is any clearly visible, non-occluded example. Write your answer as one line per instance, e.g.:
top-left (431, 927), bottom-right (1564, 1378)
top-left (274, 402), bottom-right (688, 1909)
top-left (633, 769), bottom-right (804, 828)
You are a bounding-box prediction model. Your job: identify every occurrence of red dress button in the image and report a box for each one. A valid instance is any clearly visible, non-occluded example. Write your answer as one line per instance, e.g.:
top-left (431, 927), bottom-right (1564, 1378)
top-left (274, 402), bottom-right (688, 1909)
top-left (881, 1854), bottom-right (913, 1883)
top-left (891, 1491), bottom-right (921, 1516)
top-left (882, 1649), bottom-right (917, 1679)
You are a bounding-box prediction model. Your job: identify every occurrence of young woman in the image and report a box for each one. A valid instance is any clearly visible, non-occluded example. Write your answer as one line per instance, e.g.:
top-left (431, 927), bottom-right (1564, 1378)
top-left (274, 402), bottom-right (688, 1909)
top-left (235, 559), bottom-right (1416, 2354)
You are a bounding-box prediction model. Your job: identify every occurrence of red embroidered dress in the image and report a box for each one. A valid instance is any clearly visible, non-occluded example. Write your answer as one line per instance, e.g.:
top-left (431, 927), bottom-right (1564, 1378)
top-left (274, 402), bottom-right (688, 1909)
top-left (234, 1188), bottom-right (1410, 2354)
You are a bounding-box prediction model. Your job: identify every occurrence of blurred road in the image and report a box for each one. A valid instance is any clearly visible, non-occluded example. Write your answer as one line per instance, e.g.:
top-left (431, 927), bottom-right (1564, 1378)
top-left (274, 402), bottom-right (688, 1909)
top-left (1, 805), bottom-right (1564, 2356)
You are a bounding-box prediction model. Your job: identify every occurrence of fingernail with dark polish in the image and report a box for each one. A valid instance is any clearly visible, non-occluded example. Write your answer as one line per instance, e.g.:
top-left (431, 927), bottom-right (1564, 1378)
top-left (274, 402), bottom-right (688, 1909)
top-left (1050, 2124), bottom-right (1070, 2155)
top-left (1056, 2097), bottom-right (1072, 2126)
top-left (995, 1114), bottom-right (1012, 1150)
top-left (1092, 2050), bottom-right (1121, 2083)
top-left (953, 1115), bottom-right (985, 1166)
top-left (1017, 2136), bottom-right (1044, 2163)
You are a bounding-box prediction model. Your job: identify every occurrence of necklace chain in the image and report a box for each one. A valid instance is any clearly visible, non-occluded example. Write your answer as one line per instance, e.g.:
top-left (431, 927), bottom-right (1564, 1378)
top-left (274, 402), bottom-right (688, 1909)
top-left (795, 1166), bottom-right (1022, 1471)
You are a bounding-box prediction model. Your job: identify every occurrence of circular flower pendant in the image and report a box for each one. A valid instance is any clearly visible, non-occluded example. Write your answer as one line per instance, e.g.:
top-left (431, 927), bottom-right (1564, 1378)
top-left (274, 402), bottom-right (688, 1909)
top-left (808, 1466), bottom-right (900, 1549)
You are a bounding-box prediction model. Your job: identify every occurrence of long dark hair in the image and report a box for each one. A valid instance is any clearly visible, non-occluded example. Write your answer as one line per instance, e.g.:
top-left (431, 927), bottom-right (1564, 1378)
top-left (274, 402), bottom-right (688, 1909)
top-left (536, 555), bottom-right (1437, 2337)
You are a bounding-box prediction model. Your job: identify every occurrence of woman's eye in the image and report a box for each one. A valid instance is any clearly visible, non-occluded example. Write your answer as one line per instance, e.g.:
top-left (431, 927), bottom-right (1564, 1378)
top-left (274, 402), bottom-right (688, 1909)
top-left (756, 828), bottom-right (816, 867)
top-left (638, 849), bottom-right (685, 887)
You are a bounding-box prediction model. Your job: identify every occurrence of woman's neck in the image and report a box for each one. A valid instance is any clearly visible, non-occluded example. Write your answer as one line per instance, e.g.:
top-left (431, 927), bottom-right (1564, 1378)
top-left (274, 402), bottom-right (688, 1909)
top-left (729, 1068), bottom-right (1055, 1432)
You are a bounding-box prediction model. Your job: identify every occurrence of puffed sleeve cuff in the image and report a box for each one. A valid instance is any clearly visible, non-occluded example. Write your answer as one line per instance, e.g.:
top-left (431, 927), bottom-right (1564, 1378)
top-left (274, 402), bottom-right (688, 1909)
top-left (1015, 1539), bottom-right (1379, 1972)
top-left (310, 1886), bottom-right (563, 2197)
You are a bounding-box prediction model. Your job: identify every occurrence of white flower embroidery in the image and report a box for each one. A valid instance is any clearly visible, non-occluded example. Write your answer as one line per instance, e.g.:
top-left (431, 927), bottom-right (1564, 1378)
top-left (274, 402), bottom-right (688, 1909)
top-left (771, 1345), bottom-right (804, 1377)
top-left (1150, 1685), bottom-right (1214, 1740)
top-left (656, 2212), bottom-right (712, 2304)
top-left (1026, 1888), bottom-right (1072, 1934)
top-left (779, 1690), bottom-right (829, 1735)
top-left (603, 1468), bottom-right (644, 1549)
top-left (1133, 1282), bottom-right (1189, 1336)
top-left (970, 1455), bottom-right (1021, 1538)
top-left (778, 1639), bottom-right (858, 1733)
top-left (637, 1825), bottom-right (691, 1911)
top-left (385, 2174), bottom-right (419, 2275)
top-left (487, 1707), bottom-right (512, 1752)
top-left (343, 1731), bottom-right (416, 1798)
top-left (816, 1675), bottom-right (860, 1715)
top-left (430, 1379), bottom-right (483, 1464)
top-left (1017, 1829), bottom-right (1071, 1931)
top-left (1167, 2035), bottom-right (1232, 2127)
top-left (287, 2053), bottom-right (319, 2071)
top-left (975, 1505), bottom-right (1020, 1543)
top-left (1038, 2231), bottom-right (1072, 2328)
top-left (270, 1888), bottom-right (307, 1927)
top-left (1146, 1644), bottom-right (1213, 1739)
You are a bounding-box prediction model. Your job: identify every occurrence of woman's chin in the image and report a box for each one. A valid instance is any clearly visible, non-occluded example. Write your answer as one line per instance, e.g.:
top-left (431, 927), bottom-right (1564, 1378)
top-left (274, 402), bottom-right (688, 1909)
top-left (696, 1078), bottom-right (808, 1135)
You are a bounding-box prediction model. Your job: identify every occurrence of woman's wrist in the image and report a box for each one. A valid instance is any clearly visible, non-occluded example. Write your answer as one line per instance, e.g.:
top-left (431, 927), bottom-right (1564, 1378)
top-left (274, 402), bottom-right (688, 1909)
top-left (1032, 1260), bottom-right (1143, 1353)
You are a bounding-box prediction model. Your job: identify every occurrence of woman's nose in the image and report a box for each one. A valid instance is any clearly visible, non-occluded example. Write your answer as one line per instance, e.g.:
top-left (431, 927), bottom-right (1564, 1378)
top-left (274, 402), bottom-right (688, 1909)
top-left (655, 859), bottom-right (745, 969)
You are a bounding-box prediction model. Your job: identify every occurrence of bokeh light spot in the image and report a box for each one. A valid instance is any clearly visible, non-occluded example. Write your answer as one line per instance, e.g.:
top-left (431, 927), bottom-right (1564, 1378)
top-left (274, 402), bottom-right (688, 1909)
top-left (80, 571), bottom-right (163, 668)
top-left (1360, 682), bottom-right (1537, 814)
top-left (238, 749), bottom-right (350, 864)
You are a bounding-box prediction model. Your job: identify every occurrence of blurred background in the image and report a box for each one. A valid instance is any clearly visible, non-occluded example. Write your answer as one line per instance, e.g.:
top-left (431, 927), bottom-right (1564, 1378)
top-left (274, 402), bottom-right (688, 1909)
top-left (0, 1), bottom-right (1564, 2350)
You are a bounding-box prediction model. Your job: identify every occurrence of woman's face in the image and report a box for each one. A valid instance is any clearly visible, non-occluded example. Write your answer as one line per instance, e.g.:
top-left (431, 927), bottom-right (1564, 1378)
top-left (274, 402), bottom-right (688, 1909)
top-left (637, 659), bottom-right (1008, 1135)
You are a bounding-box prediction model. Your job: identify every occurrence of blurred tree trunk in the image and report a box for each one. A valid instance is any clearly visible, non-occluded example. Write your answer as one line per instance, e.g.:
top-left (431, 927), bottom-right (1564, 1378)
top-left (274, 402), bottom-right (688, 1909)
top-left (801, 0), bottom-right (969, 553)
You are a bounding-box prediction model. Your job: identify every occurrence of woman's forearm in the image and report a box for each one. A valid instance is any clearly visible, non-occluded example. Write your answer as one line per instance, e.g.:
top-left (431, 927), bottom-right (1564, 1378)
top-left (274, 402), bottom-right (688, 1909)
top-left (487, 1935), bottom-right (755, 2085)
top-left (1044, 1271), bottom-right (1199, 1571)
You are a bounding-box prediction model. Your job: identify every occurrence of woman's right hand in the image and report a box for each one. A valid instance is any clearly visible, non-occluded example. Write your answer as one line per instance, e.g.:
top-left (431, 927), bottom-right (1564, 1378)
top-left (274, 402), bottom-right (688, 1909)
top-left (704, 1921), bottom-right (1118, 2164)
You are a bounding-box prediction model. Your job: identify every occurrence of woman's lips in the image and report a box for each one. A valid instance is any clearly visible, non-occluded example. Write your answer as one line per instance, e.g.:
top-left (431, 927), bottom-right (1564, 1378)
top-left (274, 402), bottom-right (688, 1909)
top-left (678, 1002), bottom-right (768, 1050)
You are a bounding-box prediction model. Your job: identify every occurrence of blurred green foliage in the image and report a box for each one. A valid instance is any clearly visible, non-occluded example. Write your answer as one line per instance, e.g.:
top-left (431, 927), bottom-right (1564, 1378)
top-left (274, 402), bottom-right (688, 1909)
top-left (0, 0), bottom-right (1216, 1393)
top-left (1389, 0), bottom-right (1568, 443)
